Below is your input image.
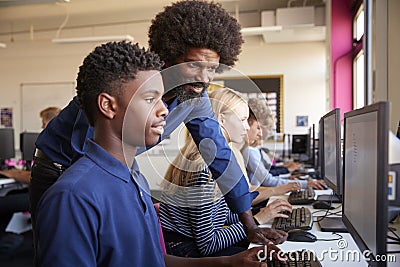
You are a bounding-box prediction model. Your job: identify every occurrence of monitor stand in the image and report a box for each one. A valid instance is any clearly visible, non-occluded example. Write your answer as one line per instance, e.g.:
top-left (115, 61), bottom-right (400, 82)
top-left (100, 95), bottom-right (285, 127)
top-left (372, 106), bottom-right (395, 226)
top-left (317, 194), bottom-right (342, 203)
top-left (318, 217), bottom-right (348, 233)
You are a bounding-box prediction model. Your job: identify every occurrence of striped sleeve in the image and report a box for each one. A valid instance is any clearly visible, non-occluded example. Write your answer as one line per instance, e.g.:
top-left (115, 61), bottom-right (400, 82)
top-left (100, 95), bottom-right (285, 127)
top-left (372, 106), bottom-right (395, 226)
top-left (160, 167), bottom-right (247, 256)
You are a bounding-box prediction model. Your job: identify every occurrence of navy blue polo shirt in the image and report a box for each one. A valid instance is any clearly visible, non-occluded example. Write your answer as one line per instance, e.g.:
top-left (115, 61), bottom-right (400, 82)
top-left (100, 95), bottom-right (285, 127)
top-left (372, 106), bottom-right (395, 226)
top-left (36, 140), bottom-right (165, 267)
top-left (36, 93), bottom-right (255, 213)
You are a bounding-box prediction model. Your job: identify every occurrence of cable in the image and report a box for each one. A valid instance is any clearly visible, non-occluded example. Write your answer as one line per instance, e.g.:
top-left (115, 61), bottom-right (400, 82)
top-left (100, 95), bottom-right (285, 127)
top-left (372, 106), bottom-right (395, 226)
top-left (387, 241), bottom-right (400, 244)
top-left (313, 209), bottom-right (342, 217)
top-left (312, 194), bottom-right (341, 223)
top-left (316, 233), bottom-right (343, 242)
top-left (54, 4), bottom-right (70, 39)
top-left (387, 251), bottom-right (400, 254)
top-left (388, 226), bottom-right (400, 240)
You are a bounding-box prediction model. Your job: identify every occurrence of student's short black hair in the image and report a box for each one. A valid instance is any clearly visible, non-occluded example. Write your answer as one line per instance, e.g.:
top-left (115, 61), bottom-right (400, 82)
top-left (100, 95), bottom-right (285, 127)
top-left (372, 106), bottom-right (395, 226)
top-left (76, 41), bottom-right (163, 125)
top-left (148, 0), bottom-right (243, 73)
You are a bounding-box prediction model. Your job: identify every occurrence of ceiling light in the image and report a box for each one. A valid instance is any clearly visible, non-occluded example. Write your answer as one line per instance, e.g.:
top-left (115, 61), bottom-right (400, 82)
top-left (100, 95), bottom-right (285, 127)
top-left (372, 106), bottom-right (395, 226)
top-left (240, 26), bottom-right (283, 36)
top-left (0, 43), bottom-right (6, 48)
top-left (52, 35), bottom-right (134, 44)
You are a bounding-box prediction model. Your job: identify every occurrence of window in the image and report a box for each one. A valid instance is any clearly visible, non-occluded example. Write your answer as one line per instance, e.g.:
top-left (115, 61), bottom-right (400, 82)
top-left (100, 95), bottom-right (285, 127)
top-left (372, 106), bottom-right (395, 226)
top-left (352, 3), bottom-right (365, 108)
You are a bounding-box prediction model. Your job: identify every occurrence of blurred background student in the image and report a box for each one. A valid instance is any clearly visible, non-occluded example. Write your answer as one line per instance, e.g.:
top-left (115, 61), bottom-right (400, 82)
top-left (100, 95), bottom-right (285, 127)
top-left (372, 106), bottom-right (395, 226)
top-left (0, 106), bottom-right (61, 183)
top-left (242, 98), bottom-right (326, 190)
top-left (0, 106), bottom-right (60, 260)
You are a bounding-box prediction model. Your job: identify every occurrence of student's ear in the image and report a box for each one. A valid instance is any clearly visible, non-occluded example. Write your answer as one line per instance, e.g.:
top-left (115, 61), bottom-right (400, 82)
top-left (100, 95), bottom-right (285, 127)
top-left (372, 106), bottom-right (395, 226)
top-left (98, 93), bottom-right (117, 120)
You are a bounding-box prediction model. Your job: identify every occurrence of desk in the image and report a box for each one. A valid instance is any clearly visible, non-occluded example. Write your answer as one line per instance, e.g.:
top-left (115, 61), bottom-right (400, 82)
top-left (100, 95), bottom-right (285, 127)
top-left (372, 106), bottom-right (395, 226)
top-left (250, 190), bottom-right (400, 266)
top-left (0, 178), bottom-right (27, 197)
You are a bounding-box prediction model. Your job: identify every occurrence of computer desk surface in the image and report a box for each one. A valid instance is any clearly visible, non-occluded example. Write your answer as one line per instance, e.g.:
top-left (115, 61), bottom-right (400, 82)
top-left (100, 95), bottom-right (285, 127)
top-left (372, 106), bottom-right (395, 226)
top-left (249, 190), bottom-right (400, 267)
top-left (0, 178), bottom-right (27, 197)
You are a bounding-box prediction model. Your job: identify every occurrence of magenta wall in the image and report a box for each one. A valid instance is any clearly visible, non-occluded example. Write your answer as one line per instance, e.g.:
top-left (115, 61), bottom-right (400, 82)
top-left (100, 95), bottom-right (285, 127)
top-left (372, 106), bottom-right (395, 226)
top-left (330, 0), bottom-right (353, 119)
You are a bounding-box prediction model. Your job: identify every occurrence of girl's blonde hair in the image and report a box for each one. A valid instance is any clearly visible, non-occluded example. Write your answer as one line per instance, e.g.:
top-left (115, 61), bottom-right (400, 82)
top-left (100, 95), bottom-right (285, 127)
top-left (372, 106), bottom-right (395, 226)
top-left (162, 87), bottom-right (247, 192)
top-left (246, 98), bottom-right (275, 147)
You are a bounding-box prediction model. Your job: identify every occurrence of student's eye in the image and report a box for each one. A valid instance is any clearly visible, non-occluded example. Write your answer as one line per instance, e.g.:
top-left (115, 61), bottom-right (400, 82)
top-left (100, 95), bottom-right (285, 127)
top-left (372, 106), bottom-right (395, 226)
top-left (208, 65), bottom-right (218, 72)
top-left (187, 62), bottom-right (197, 68)
top-left (145, 97), bottom-right (155, 104)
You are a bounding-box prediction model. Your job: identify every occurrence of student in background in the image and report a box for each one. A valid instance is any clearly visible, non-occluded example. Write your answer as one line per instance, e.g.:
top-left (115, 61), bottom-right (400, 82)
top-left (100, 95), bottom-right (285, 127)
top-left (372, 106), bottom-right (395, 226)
top-left (242, 98), bottom-right (326, 189)
top-left (30, 0), bottom-right (278, 248)
top-left (39, 106), bottom-right (61, 129)
top-left (0, 106), bottom-right (60, 256)
top-left (35, 41), bottom-right (270, 267)
top-left (161, 88), bottom-right (289, 257)
top-left (0, 106), bottom-right (60, 182)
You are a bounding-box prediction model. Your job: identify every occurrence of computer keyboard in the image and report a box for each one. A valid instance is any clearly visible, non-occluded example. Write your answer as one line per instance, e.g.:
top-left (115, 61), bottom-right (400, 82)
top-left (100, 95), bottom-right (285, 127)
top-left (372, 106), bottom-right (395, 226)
top-left (272, 207), bottom-right (313, 231)
top-left (264, 249), bottom-right (322, 267)
top-left (288, 187), bottom-right (315, 205)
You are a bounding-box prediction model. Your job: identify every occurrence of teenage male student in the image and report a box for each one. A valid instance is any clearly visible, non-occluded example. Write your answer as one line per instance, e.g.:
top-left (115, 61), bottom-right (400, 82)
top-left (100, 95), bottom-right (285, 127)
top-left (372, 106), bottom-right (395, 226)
top-left (35, 41), bottom-right (274, 267)
top-left (30, 0), bottom-right (286, 245)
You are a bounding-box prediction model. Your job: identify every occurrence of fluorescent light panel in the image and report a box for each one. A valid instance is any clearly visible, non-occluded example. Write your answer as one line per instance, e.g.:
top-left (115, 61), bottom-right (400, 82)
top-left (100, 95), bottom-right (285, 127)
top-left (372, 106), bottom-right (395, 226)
top-left (240, 26), bottom-right (283, 36)
top-left (0, 42), bottom-right (6, 48)
top-left (52, 35), bottom-right (134, 44)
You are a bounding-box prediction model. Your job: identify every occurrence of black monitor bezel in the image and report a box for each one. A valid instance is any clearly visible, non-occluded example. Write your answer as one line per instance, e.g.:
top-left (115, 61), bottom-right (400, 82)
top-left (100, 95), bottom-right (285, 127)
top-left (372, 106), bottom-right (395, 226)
top-left (306, 126), bottom-right (312, 158)
top-left (0, 128), bottom-right (15, 160)
top-left (317, 118), bottom-right (324, 175)
top-left (291, 134), bottom-right (308, 154)
top-left (20, 131), bottom-right (40, 161)
top-left (342, 101), bottom-right (389, 267)
top-left (311, 124), bottom-right (316, 168)
top-left (321, 108), bottom-right (342, 198)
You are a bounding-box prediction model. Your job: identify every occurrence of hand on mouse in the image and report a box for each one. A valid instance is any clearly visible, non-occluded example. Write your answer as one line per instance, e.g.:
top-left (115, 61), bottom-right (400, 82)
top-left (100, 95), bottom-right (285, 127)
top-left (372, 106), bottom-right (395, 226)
top-left (253, 199), bottom-right (292, 225)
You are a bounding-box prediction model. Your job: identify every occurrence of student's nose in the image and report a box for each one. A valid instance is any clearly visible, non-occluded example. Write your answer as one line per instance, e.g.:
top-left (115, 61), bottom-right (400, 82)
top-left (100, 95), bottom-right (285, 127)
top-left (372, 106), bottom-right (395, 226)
top-left (196, 68), bottom-right (214, 84)
top-left (244, 120), bottom-right (250, 131)
top-left (157, 100), bottom-right (168, 118)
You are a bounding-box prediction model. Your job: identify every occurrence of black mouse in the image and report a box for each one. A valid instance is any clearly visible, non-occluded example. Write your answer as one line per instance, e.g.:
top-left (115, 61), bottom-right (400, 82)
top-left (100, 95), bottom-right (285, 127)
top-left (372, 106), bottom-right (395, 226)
top-left (287, 229), bottom-right (317, 242)
top-left (312, 200), bottom-right (334, 210)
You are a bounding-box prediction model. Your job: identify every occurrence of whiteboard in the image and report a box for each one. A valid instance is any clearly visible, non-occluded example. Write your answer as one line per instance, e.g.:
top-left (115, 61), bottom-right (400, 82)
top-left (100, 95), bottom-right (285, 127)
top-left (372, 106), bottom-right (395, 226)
top-left (21, 82), bottom-right (75, 132)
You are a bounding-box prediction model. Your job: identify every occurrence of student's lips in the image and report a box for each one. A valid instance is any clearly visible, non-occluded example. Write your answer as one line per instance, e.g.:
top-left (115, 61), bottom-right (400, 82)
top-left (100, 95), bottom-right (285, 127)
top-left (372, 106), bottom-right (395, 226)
top-left (151, 122), bottom-right (166, 135)
top-left (187, 85), bottom-right (204, 94)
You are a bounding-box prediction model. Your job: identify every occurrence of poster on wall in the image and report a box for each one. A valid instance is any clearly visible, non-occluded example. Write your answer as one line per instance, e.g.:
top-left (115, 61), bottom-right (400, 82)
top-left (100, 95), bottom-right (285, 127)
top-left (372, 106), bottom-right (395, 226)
top-left (1, 108), bottom-right (13, 127)
top-left (296, 115), bottom-right (308, 127)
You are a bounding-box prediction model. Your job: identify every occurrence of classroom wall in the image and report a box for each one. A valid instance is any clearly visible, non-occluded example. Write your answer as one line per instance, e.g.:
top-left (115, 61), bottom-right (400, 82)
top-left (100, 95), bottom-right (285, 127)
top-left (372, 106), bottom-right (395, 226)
top-left (0, 22), bottom-right (327, 149)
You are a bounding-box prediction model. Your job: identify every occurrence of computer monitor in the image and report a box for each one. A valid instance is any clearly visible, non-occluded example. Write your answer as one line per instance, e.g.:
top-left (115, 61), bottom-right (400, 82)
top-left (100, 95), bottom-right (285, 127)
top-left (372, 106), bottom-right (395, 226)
top-left (342, 101), bottom-right (389, 266)
top-left (316, 119), bottom-right (324, 174)
top-left (306, 126), bottom-right (312, 159)
top-left (0, 128), bottom-right (15, 168)
top-left (20, 131), bottom-right (40, 163)
top-left (291, 134), bottom-right (308, 154)
top-left (322, 108), bottom-right (342, 199)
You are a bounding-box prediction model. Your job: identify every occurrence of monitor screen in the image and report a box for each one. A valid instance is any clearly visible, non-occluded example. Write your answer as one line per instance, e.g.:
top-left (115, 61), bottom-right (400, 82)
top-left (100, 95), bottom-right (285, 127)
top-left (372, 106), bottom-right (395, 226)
top-left (0, 128), bottom-right (15, 161)
top-left (322, 108), bottom-right (342, 197)
top-left (20, 132), bottom-right (40, 161)
top-left (291, 134), bottom-right (308, 154)
top-left (342, 102), bottom-right (389, 266)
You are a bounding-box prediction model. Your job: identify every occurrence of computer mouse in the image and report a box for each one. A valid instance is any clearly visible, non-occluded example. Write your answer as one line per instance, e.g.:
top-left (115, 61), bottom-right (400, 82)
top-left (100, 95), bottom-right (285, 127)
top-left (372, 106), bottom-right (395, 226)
top-left (312, 200), bottom-right (334, 210)
top-left (287, 229), bottom-right (317, 242)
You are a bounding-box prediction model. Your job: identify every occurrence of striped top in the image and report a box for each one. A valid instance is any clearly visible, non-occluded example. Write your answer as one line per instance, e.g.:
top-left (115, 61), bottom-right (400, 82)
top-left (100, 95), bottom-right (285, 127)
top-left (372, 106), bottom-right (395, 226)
top-left (160, 167), bottom-right (247, 256)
